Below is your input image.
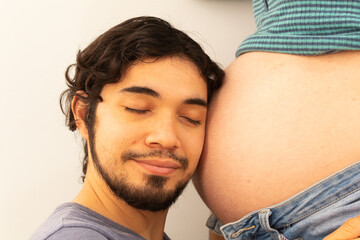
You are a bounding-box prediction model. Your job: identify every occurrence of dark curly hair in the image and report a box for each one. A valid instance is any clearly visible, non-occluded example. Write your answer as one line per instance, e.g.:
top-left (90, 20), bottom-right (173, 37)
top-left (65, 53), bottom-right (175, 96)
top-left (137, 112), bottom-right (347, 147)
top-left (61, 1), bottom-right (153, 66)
top-left (60, 16), bottom-right (224, 181)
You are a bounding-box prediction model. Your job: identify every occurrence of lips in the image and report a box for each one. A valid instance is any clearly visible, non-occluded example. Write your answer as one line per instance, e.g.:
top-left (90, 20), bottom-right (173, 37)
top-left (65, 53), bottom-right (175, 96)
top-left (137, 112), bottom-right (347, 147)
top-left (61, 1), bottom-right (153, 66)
top-left (134, 159), bottom-right (180, 175)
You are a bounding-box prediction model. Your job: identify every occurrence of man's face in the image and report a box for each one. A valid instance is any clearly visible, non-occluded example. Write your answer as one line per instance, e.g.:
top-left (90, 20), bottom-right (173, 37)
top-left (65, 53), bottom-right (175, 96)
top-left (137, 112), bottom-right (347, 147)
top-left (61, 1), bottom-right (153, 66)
top-left (88, 57), bottom-right (208, 211)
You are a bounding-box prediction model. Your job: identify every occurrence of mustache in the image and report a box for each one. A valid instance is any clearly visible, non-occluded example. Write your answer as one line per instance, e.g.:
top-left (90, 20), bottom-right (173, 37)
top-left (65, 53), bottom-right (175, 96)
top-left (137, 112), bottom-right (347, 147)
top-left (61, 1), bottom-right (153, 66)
top-left (121, 150), bottom-right (188, 170)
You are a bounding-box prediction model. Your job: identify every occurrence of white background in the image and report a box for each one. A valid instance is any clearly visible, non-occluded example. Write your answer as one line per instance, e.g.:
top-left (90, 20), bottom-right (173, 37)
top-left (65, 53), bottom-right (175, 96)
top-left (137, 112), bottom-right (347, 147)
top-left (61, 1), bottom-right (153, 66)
top-left (0, 0), bottom-right (256, 239)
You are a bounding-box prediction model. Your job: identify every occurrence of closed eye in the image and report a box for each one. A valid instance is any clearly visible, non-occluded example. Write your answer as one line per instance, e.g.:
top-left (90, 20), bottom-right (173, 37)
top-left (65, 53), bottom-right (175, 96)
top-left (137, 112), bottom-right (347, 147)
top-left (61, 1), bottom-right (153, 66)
top-left (124, 107), bottom-right (148, 115)
top-left (182, 116), bottom-right (201, 126)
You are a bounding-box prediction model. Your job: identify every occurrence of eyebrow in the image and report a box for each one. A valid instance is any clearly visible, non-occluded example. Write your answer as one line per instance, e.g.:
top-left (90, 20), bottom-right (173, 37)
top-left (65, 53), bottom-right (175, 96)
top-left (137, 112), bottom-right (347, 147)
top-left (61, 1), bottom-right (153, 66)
top-left (120, 86), bottom-right (160, 98)
top-left (120, 86), bottom-right (207, 108)
top-left (184, 98), bottom-right (207, 108)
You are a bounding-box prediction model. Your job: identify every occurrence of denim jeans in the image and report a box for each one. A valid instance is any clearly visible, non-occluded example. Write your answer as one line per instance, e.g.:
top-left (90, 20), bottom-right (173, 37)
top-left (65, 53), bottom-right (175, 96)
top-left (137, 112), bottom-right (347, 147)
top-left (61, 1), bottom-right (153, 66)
top-left (207, 162), bottom-right (360, 240)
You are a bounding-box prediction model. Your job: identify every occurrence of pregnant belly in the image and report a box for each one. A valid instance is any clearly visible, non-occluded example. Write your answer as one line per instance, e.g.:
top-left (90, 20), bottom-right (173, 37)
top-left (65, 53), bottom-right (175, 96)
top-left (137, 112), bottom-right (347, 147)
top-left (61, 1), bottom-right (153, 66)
top-left (193, 51), bottom-right (360, 224)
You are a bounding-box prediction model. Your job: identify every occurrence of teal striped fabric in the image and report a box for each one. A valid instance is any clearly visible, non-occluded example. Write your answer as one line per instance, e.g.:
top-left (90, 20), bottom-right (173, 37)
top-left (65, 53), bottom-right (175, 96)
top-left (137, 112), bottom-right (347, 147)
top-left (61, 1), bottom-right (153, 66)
top-left (236, 0), bottom-right (360, 56)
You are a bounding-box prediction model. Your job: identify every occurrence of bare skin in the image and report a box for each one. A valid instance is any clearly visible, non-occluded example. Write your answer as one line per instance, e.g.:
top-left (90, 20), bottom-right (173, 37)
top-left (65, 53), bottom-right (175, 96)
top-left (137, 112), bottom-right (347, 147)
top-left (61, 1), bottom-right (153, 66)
top-left (324, 215), bottom-right (360, 240)
top-left (72, 57), bottom-right (208, 240)
top-left (74, 160), bottom-right (168, 240)
top-left (210, 230), bottom-right (226, 240)
top-left (194, 50), bottom-right (360, 225)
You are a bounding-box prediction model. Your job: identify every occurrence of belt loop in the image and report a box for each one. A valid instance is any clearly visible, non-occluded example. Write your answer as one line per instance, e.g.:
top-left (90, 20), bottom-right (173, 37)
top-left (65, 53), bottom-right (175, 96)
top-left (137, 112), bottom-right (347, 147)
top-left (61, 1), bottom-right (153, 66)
top-left (259, 209), bottom-right (288, 240)
top-left (206, 214), bottom-right (224, 236)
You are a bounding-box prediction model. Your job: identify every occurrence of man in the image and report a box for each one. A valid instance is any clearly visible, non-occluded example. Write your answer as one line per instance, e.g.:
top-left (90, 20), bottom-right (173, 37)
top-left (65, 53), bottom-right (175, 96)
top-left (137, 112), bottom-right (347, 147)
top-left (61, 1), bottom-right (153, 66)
top-left (30, 16), bottom-right (224, 240)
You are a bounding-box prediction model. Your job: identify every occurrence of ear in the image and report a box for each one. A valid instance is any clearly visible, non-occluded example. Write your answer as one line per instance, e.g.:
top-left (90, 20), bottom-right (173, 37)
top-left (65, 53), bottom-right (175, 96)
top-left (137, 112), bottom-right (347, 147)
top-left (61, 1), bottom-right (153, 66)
top-left (72, 91), bottom-right (90, 140)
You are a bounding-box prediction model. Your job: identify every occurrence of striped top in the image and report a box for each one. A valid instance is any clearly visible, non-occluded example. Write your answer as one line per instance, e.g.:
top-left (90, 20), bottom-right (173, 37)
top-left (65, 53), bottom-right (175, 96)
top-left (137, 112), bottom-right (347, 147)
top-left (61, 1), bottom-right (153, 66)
top-left (236, 0), bottom-right (360, 56)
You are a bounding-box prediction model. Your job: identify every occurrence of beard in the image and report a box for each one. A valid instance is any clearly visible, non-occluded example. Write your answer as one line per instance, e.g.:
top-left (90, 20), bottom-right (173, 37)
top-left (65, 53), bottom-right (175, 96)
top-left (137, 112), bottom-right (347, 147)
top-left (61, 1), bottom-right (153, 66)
top-left (87, 126), bottom-right (191, 212)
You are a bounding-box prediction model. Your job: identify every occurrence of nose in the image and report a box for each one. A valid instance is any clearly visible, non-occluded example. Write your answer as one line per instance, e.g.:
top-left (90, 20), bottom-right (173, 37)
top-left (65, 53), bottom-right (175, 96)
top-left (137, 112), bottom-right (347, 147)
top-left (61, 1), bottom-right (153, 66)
top-left (145, 116), bottom-right (180, 150)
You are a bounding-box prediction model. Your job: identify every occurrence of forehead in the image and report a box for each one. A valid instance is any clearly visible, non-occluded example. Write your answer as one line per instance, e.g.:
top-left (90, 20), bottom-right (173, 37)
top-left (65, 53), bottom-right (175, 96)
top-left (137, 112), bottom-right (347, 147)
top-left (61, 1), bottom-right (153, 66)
top-left (102, 57), bottom-right (207, 100)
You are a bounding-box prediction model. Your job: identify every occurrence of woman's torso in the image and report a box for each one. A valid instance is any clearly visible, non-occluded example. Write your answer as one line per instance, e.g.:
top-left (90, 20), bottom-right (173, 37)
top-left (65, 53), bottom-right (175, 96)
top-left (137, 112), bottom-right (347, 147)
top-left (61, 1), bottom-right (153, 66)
top-left (193, 50), bottom-right (360, 224)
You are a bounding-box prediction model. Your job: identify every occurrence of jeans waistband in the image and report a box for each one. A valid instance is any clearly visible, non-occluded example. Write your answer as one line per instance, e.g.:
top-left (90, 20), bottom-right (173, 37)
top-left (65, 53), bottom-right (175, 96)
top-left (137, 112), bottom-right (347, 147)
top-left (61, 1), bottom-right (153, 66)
top-left (214, 161), bottom-right (360, 239)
